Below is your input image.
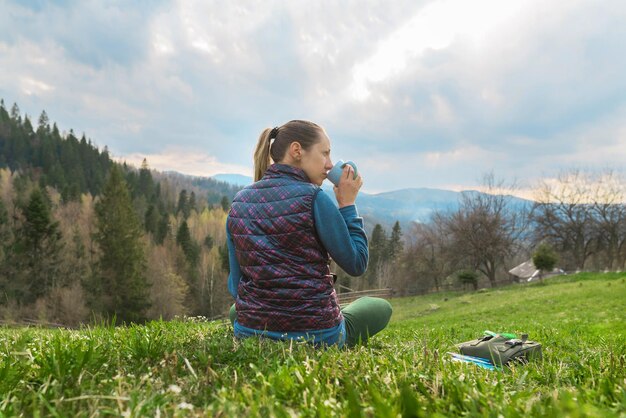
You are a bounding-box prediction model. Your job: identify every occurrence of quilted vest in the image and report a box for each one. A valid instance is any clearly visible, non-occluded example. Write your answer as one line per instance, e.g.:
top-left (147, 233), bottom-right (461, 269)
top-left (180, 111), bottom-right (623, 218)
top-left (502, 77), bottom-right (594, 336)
top-left (227, 164), bottom-right (342, 331)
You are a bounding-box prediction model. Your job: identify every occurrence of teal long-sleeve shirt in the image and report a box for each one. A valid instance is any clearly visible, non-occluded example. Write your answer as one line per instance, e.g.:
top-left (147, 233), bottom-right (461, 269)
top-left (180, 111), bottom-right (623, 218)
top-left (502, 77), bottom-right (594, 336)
top-left (226, 190), bottom-right (368, 298)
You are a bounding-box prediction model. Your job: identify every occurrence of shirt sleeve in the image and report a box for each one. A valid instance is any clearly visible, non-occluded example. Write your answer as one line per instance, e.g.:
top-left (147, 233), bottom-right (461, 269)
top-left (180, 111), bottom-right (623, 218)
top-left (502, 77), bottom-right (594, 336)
top-left (313, 190), bottom-right (369, 276)
top-left (226, 217), bottom-right (243, 299)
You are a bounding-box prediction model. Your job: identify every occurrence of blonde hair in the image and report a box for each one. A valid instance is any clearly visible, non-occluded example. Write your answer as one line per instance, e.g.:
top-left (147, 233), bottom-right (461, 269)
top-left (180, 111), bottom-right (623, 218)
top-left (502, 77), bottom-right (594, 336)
top-left (253, 120), bottom-right (324, 182)
top-left (253, 128), bottom-right (273, 182)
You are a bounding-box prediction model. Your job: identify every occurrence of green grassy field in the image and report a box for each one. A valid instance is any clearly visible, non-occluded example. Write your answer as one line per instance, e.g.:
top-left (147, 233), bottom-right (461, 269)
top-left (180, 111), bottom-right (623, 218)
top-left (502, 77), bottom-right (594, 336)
top-left (1, 273), bottom-right (625, 417)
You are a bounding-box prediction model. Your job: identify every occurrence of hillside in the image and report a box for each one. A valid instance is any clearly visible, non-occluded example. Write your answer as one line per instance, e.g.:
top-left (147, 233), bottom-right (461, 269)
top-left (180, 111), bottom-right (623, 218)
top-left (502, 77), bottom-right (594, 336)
top-left (0, 101), bottom-right (239, 206)
top-left (1, 273), bottom-right (624, 416)
top-left (0, 101), bottom-right (237, 324)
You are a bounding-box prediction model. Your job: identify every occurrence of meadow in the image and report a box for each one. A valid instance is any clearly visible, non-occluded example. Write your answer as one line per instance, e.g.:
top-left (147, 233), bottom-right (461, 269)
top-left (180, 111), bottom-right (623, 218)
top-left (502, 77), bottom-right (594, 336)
top-left (1, 273), bottom-right (624, 417)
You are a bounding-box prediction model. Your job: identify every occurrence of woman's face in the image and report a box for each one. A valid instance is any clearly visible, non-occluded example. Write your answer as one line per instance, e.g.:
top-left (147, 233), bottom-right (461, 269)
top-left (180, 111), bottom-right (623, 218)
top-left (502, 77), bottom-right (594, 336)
top-left (300, 133), bottom-right (334, 186)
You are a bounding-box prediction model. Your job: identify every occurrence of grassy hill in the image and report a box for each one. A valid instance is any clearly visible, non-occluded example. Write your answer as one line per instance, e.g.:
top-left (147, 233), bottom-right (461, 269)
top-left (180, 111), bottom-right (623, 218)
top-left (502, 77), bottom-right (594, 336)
top-left (1, 273), bottom-right (624, 416)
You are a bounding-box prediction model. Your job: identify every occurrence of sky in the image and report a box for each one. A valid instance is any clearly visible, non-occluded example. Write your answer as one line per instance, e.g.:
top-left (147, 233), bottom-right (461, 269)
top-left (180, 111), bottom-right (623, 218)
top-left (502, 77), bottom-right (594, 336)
top-left (1, 0), bottom-right (626, 195)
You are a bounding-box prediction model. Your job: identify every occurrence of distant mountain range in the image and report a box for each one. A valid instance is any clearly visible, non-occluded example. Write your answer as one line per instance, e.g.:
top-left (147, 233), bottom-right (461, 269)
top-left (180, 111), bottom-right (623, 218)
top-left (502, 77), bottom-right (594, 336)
top-left (211, 174), bottom-right (253, 187)
top-left (211, 174), bottom-right (533, 232)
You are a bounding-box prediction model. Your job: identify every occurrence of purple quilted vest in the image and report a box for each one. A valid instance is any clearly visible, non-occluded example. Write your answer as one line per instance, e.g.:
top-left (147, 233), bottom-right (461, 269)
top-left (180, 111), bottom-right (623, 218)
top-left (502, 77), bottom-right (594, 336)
top-left (227, 164), bottom-right (342, 331)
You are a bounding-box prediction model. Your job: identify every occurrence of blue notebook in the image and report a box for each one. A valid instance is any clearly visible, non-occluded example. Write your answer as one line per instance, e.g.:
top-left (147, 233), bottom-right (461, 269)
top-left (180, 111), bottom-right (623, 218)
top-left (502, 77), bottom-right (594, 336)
top-left (447, 352), bottom-right (500, 370)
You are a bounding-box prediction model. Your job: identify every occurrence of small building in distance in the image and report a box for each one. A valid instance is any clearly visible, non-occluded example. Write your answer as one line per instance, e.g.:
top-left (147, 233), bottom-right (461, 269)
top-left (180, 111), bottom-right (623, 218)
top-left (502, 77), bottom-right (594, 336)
top-left (509, 260), bottom-right (565, 282)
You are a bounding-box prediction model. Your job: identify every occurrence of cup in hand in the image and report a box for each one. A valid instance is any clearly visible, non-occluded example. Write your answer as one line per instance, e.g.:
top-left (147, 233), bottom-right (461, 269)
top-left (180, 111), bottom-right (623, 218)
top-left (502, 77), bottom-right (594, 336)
top-left (327, 160), bottom-right (358, 187)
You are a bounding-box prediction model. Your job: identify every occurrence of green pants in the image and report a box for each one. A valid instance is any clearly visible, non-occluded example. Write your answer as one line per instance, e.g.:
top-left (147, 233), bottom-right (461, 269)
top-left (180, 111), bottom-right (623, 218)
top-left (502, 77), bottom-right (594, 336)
top-left (229, 296), bottom-right (392, 347)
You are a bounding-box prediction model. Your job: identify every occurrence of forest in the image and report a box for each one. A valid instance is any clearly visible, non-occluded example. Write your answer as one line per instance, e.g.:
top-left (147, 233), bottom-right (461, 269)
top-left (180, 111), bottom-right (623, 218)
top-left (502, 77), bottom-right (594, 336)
top-left (0, 100), bottom-right (240, 325)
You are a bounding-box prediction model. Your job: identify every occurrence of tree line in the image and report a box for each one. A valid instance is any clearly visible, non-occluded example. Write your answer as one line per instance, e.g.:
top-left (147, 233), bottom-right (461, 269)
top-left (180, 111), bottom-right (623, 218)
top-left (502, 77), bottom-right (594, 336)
top-left (336, 171), bottom-right (626, 296)
top-left (0, 100), bottom-right (239, 325)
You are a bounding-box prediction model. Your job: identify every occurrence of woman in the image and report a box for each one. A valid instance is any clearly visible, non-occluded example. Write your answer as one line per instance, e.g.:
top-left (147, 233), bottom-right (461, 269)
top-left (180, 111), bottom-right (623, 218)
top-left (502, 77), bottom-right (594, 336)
top-left (226, 120), bottom-right (392, 347)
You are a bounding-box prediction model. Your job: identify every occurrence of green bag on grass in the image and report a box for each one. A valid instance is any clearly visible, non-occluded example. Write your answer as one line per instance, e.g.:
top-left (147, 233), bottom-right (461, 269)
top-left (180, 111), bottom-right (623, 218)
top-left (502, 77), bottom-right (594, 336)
top-left (457, 332), bottom-right (542, 366)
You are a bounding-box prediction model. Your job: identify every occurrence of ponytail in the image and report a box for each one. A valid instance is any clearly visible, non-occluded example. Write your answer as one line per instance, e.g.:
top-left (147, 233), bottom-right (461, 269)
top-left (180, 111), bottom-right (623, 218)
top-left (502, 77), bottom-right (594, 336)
top-left (253, 120), bottom-right (324, 181)
top-left (253, 128), bottom-right (272, 181)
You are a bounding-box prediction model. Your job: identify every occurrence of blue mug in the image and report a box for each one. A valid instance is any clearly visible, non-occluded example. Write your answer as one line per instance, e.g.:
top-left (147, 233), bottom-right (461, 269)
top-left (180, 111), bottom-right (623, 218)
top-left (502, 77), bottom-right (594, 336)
top-left (327, 160), bottom-right (358, 186)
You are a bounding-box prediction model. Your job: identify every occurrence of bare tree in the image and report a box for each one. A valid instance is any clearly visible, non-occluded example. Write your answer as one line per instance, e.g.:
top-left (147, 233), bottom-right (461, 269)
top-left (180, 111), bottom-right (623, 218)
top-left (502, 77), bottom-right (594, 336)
top-left (590, 170), bottom-right (626, 270)
top-left (408, 217), bottom-right (455, 292)
top-left (531, 170), bottom-right (597, 270)
top-left (146, 241), bottom-right (189, 320)
top-left (441, 174), bottom-right (528, 287)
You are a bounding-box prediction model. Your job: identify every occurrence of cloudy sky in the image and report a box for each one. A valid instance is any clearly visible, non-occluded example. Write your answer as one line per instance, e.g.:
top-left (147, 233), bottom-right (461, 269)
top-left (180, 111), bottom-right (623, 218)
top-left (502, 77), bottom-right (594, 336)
top-left (1, 0), bottom-right (625, 194)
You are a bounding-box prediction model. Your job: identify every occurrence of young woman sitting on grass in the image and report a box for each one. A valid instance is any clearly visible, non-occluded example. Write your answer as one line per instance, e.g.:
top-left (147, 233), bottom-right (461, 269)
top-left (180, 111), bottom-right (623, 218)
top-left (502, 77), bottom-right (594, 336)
top-left (226, 120), bottom-right (392, 348)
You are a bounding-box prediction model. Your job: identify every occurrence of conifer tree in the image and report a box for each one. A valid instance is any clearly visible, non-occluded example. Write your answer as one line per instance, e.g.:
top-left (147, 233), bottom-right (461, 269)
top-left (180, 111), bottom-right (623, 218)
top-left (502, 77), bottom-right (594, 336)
top-left (0, 100), bottom-right (7, 123)
top-left (144, 204), bottom-right (159, 235)
top-left (37, 110), bottom-right (50, 134)
top-left (176, 220), bottom-right (201, 313)
top-left (388, 221), bottom-right (404, 260)
top-left (177, 190), bottom-right (189, 219)
top-left (220, 195), bottom-right (231, 212)
top-left (176, 220), bottom-right (199, 267)
top-left (0, 199), bottom-right (9, 292)
top-left (219, 242), bottom-right (230, 273)
top-left (16, 187), bottom-right (63, 302)
top-left (189, 191), bottom-right (197, 213)
top-left (370, 224), bottom-right (388, 265)
top-left (138, 158), bottom-right (155, 200)
top-left (94, 166), bottom-right (150, 323)
top-left (155, 213), bottom-right (169, 245)
top-left (368, 224), bottom-right (388, 286)
top-left (23, 115), bottom-right (33, 134)
top-left (10, 103), bottom-right (20, 121)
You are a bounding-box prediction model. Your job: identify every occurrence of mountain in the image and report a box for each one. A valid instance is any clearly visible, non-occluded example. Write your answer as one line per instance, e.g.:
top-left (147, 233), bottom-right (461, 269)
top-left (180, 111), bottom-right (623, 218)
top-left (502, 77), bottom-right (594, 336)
top-left (210, 173), bottom-right (532, 231)
top-left (354, 188), bottom-right (463, 225)
top-left (211, 174), bottom-right (253, 187)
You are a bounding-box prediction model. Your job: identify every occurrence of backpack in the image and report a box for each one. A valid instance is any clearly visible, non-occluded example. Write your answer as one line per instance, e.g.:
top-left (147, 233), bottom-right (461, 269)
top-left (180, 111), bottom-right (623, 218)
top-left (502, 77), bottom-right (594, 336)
top-left (457, 332), bottom-right (543, 366)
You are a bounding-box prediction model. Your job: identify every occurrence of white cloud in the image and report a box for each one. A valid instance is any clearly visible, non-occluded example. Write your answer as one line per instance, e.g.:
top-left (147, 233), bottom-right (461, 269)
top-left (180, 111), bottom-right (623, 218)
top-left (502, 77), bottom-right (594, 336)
top-left (120, 147), bottom-right (252, 178)
top-left (20, 77), bottom-right (54, 96)
top-left (1, 0), bottom-right (626, 193)
top-left (348, 0), bottom-right (529, 101)
top-left (423, 144), bottom-right (501, 167)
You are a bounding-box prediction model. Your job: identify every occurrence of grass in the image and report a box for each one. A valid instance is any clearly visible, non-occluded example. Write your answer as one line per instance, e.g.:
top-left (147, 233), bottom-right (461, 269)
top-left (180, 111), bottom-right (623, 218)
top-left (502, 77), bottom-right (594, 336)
top-left (0, 272), bottom-right (625, 417)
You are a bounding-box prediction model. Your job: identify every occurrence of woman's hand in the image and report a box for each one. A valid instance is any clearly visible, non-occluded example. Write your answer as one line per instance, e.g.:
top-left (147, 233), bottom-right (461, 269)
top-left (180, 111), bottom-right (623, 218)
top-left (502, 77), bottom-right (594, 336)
top-left (333, 165), bottom-right (363, 208)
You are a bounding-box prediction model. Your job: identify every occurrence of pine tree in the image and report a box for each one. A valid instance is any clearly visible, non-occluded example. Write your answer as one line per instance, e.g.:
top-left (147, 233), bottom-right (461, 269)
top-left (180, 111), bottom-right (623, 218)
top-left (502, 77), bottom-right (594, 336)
top-left (0, 199), bottom-right (9, 292)
top-left (23, 115), bottom-right (34, 135)
top-left (37, 110), bottom-right (50, 134)
top-left (189, 191), bottom-right (197, 213)
top-left (0, 100), bottom-right (7, 123)
top-left (144, 204), bottom-right (159, 235)
top-left (123, 162), bottom-right (139, 197)
top-left (16, 187), bottom-right (63, 302)
top-left (138, 158), bottom-right (155, 200)
top-left (94, 166), bottom-right (150, 323)
top-left (177, 190), bottom-right (189, 219)
top-left (176, 220), bottom-right (199, 267)
top-left (370, 224), bottom-right (388, 264)
top-left (10, 103), bottom-right (20, 121)
top-left (155, 213), bottom-right (169, 245)
top-left (220, 195), bottom-right (231, 212)
top-left (176, 220), bottom-right (201, 314)
top-left (388, 221), bottom-right (403, 260)
top-left (368, 224), bottom-right (388, 287)
top-left (219, 242), bottom-right (230, 273)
